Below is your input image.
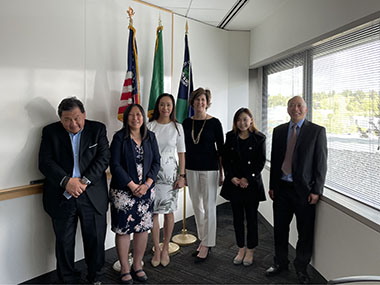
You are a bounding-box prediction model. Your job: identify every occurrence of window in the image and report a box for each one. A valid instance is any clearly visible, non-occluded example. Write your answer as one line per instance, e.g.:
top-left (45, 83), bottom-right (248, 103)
top-left (263, 54), bottom-right (304, 158)
top-left (312, 22), bottom-right (380, 209)
top-left (263, 19), bottom-right (380, 210)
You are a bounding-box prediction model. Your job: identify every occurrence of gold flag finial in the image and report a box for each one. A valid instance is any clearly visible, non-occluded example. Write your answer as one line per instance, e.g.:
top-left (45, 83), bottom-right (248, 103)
top-left (127, 7), bottom-right (135, 26)
top-left (158, 14), bottom-right (162, 27)
top-left (185, 20), bottom-right (188, 34)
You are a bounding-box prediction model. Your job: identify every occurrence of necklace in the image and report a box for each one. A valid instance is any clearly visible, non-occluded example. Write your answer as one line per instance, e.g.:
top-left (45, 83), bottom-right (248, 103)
top-left (191, 118), bottom-right (207, 144)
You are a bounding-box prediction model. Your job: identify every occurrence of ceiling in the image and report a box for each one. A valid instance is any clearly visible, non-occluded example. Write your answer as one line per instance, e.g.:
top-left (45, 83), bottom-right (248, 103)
top-left (139, 0), bottom-right (289, 31)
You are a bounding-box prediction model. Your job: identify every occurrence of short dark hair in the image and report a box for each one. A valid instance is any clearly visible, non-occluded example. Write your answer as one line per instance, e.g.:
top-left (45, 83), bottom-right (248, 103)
top-left (58, 97), bottom-right (85, 118)
top-left (189, 88), bottom-right (211, 109)
top-left (122, 104), bottom-right (148, 140)
top-left (232, 107), bottom-right (258, 134)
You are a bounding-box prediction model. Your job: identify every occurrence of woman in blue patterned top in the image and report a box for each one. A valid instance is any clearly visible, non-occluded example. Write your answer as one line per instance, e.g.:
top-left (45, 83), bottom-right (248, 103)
top-left (109, 104), bottom-right (160, 283)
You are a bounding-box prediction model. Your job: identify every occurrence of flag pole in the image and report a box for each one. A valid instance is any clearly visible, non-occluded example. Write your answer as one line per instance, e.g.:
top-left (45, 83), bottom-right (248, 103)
top-left (172, 20), bottom-right (197, 246)
top-left (172, 185), bottom-right (197, 245)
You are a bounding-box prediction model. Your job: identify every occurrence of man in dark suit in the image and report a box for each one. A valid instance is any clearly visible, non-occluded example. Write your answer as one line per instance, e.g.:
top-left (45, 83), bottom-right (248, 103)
top-left (39, 97), bottom-right (110, 284)
top-left (265, 96), bottom-right (327, 284)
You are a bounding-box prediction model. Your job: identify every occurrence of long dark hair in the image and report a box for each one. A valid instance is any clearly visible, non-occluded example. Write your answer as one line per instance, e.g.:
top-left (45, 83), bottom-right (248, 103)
top-left (122, 104), bottom-right (148, 140)
top-left (149, 93), bottom-right (180, 135)
top-left (232, 107), bottom-right (258, 134)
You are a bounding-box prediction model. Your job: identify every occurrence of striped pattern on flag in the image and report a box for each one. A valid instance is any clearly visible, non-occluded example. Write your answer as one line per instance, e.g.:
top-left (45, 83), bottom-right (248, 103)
top-left (118, 71), bottom-right (134, 121)
top-left (118, 25), bottom-right (140, 122)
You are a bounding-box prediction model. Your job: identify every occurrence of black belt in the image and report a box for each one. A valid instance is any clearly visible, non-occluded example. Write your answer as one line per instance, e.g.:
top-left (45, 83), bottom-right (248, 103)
top-left (280, 179), bottom-right (294, 186)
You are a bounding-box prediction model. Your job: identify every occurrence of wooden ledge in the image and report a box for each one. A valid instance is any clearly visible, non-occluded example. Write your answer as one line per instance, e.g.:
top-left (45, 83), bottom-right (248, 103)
top-left (0, 184), bottom-right (43, 202)
top-left (0, 171), bottom-right (111, 202)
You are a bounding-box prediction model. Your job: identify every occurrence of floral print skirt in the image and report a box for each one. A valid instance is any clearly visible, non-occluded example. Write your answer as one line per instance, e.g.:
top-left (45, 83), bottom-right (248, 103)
top-left (109, 161), bottom-right (155, 235)
top-left (154, 154), bottom-right (179, 214)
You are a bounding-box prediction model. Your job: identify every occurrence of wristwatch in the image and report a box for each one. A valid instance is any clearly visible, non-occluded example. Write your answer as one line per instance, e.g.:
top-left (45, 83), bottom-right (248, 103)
top-left (81, 176), bottom-right (91, 185)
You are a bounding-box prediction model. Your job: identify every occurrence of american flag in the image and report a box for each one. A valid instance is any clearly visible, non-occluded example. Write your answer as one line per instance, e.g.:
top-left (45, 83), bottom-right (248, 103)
top-left (118, 25), bottom-right (140, 121)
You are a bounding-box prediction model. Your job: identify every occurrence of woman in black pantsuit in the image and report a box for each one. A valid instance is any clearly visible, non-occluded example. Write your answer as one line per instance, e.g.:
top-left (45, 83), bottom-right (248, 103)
top-left (221, 108), bottom-right (266, 266)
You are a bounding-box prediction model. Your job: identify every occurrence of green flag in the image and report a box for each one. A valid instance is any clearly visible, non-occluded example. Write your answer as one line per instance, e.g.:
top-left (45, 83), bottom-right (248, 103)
top-left (148, 25), bottom-right (164, 119)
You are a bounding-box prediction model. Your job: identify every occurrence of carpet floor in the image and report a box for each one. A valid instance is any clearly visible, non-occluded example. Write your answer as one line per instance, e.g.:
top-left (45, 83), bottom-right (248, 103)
top-left (24, 202), bottom-right (326, 284)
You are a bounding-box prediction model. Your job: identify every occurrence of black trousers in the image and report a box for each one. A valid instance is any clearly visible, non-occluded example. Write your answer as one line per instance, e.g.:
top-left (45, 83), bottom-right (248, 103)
top-left (52, 193), bottom-right (106, 283)
top-left (230, 195), bottom-right (260, 249)
top-left (273, 180), bottom-right (316, 273)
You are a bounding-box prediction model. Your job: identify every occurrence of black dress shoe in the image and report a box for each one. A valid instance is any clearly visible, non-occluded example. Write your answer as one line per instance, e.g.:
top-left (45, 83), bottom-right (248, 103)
top-left (296, 271), bottom-right (311, 284)
top-left (120, 272), bottom-right (133, 284)
top-left (194, 255), bottom-right (208, 263)
top-left (131, 268), bottom-right (148, 283)
top-left (265, 264), bottom-right (287, 276)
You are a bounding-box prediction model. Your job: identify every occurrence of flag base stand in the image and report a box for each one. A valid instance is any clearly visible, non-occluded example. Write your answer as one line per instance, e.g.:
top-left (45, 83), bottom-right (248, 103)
top-left (152, 242), bottom-right (180, 255)
top-left (172, 229), bottom-right (197, 246)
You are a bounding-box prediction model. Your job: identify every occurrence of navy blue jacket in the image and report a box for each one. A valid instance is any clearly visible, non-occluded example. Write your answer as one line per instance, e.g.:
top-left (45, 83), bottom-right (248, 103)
top-left (109, 129), bottom-right (160, 191)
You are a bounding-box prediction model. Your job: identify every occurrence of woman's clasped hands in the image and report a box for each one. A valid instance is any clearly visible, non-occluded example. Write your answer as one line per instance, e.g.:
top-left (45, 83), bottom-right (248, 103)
top-left (130, 181), bottom-right (149, 198)
top-left (231, 177), bottom-right (249, 189)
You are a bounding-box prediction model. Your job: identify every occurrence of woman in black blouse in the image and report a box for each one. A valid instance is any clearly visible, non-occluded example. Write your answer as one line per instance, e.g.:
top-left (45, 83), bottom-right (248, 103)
top-left (182, 87), bottom-right (224, 263)
top-left (220, 108), bottom-right (266, 266)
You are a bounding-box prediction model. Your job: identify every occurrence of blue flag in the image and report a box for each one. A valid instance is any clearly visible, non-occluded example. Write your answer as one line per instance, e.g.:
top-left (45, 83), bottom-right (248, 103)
top-left (176, 33), bottom-right (194, 123)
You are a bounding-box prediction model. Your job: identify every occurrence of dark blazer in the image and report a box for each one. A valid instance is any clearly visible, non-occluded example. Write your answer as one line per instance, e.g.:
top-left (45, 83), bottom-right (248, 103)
top-left (39, 120), bottom-right (110, 219)
top-left (109, 129), bottom-right (160, 191)
top-left (269, 119), bottom-right (327, 198)
top-left (221, 130), bottom-right (266, 202)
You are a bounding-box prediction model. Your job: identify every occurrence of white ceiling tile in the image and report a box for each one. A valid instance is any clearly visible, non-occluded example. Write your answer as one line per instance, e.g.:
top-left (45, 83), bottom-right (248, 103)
top-left (170, 8), bottom-right (189, 15)
top-left (227, 0), bottom-right (288, 30)
top-left (137, 0), bottom-right (291, 31)
top-left (190, 0), bottom-right (235, 10)
top-left (187, 8), bottom-right (228, 22)
top-left (141, 0), bottom-right (191, 9)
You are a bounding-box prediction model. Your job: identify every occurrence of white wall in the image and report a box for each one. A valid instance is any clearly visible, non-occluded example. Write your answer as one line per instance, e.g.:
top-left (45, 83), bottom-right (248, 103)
top-left (313, 202), bottom-right (380, 280)
top-left (251, 1), bottom-right (380, 280)
top-left (0, 0), bottom-right (85, 190)
top-left (226, 31), bottom-right (250, 131)
top-left (250, 0), bottom-right (380, 67)
top-left (0, 0), bottom-right (250, 283)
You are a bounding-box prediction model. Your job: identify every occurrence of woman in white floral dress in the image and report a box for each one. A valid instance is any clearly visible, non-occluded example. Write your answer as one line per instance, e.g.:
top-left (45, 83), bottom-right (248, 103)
top-left (147, 93), bottom-right (186, 268)
top-left (109, 104), bottom-right (160, 283)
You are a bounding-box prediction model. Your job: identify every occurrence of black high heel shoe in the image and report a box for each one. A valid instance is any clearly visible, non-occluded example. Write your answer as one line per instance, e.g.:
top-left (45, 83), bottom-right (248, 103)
top-left (194, 247), bottom-right (211, 263)
top-left (120, 272), bottom-right (133, 284)
top-left (131, 267), bottom-right (148, 283)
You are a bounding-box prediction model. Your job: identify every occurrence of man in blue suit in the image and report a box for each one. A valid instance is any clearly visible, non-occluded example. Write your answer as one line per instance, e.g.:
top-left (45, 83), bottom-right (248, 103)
top-left (39, 97), bottom-right (110, 284)
top-left (265, 96), bottom-right (327, 284)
